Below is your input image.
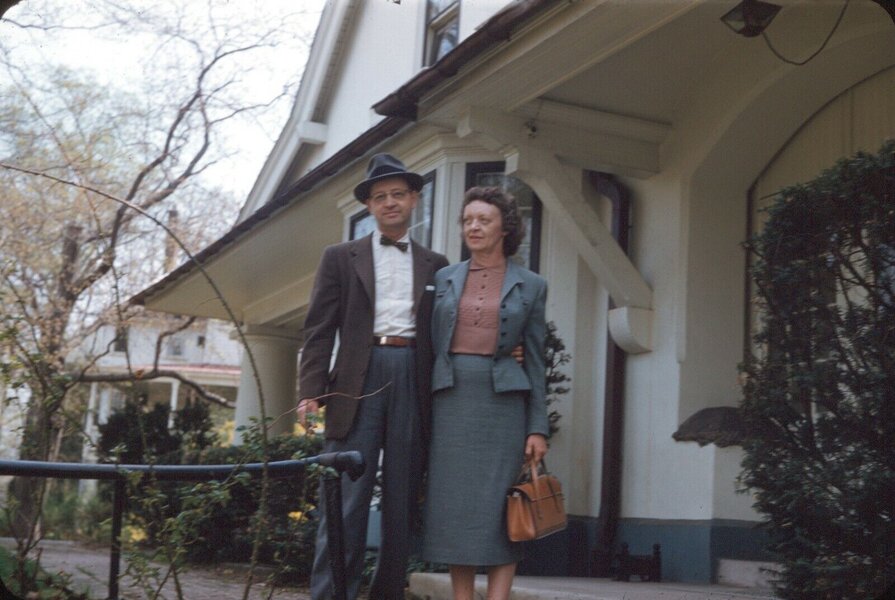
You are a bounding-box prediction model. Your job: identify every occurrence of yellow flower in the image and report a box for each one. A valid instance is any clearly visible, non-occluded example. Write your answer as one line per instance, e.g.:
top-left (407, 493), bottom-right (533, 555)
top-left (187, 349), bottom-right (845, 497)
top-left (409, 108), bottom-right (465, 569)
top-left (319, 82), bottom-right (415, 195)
top-left (125, 525), bottom-right (147, 543)
top-left (288, 511), bottom-right (304, 521)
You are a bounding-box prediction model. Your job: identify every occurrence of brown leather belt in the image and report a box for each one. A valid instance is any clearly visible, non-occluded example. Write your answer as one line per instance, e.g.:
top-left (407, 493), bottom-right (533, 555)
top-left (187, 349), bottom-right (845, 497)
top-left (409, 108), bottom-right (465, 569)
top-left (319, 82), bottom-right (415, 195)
top-left (372, 335), bottom-right (416, 348)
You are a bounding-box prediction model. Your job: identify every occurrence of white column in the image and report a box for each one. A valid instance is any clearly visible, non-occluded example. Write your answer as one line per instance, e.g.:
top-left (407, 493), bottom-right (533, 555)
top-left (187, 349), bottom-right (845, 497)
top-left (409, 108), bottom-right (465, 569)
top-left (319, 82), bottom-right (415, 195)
top-left (79, 382), bottom-right (100, 498)
top-left (233, 325), bottom-right (301, 445)
top-left (167, 379), bottom-right (181, 428)
top-left (97, 387), bottom-right (112, 425)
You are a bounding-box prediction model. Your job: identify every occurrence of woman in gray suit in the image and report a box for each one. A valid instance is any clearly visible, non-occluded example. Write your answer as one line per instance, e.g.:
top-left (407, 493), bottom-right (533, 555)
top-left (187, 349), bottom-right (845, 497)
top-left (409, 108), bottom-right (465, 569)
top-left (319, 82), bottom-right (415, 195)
top-left (422, 186), bottom-right (549, 600)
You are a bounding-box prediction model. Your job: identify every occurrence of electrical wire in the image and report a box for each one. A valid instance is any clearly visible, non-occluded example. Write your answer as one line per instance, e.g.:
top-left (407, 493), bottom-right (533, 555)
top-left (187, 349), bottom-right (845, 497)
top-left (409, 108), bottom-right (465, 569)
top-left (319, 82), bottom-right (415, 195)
top-left (761, 0), bottom-right (851, 66)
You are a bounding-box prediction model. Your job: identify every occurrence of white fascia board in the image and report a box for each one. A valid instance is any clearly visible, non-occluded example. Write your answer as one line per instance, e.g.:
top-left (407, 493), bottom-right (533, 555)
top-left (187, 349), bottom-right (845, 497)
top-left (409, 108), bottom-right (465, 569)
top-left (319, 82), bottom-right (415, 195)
top-left (238, 0), bottom-right (357, 222)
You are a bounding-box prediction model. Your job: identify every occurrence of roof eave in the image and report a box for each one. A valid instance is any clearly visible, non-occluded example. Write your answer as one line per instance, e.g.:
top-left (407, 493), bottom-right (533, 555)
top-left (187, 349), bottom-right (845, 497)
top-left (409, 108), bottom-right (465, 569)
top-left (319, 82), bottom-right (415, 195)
top-left (372, 0), bottom-right (555, 119)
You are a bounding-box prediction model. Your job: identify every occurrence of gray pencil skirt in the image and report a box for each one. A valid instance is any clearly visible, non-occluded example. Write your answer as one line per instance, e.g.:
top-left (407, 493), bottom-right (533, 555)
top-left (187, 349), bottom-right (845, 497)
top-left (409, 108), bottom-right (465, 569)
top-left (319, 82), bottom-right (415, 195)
top-left (421, 354), bottom-right (527, 566)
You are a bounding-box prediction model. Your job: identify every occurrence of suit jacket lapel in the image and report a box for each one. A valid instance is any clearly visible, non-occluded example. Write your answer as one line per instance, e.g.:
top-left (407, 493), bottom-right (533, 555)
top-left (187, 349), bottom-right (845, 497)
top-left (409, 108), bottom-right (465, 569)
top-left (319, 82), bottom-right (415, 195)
top-left (411, 240), bottom-right (433, 310)
top-left (351, 234), bottom-right (375, 306)
top-left (446, 260), bottom-right (470, 307)
top-left (500, 260), bottom-right (525, 302)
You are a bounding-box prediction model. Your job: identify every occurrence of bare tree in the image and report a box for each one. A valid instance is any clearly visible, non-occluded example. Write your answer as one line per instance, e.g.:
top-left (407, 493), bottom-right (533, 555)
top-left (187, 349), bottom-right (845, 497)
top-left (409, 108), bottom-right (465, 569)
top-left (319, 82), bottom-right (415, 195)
top-left (0, 0), bottom-right (311, 563)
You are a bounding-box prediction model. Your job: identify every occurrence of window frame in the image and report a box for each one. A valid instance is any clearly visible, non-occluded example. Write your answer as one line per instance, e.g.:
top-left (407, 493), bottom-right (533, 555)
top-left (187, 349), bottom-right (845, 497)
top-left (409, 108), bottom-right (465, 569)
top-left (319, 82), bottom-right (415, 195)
top-left (112, 326), bottom-right (128, 353)
top-left (166, 335), bottom-right (185, 358)
top-left (423, 0), bottom-right (460, 67)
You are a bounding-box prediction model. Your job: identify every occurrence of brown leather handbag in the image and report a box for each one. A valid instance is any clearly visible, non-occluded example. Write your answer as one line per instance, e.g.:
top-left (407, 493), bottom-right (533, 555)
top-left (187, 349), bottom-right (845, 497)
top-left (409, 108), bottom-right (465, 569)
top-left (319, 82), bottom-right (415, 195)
top-left (506, 460), bottom-right (567, 542)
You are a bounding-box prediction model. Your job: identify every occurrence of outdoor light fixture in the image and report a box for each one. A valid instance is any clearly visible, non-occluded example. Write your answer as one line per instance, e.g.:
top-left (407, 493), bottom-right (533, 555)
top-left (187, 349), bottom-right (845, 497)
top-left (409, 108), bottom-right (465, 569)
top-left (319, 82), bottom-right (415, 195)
top-left (720, 0), bottom-right (782, 37)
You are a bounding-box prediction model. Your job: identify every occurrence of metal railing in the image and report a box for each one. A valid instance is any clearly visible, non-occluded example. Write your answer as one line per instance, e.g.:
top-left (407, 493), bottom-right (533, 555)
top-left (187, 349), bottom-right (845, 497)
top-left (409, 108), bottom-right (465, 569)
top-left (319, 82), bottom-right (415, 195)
top-left (0, 451), bottom-right (365, 600)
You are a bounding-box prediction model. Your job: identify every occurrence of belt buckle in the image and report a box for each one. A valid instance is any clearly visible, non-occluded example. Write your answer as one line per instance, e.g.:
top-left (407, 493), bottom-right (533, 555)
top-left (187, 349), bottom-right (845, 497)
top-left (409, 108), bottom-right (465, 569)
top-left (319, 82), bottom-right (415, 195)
top-left (375, 335), bottom-right (387, 346)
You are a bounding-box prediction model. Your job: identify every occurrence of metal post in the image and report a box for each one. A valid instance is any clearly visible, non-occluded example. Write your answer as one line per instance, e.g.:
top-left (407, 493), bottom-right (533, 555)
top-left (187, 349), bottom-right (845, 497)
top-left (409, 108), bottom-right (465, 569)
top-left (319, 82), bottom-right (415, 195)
top-left (109, 478), bottom-right (125, 600)
top-left (323, 472), bottom-right (347, 600)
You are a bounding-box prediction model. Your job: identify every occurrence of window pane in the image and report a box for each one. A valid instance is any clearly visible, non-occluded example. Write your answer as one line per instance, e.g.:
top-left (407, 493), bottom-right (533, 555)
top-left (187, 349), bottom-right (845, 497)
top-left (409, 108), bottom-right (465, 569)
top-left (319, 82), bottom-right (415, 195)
top-left (427, 0), bottom-right (458, 21)
top-left (428, 17), bottom-right (459, 65)
top-left (350, 210), bottom-right (377, 240)
top-left (113, 326), bottom-right (128, 353)
top-left (409, 172), bottom-right (435, 248)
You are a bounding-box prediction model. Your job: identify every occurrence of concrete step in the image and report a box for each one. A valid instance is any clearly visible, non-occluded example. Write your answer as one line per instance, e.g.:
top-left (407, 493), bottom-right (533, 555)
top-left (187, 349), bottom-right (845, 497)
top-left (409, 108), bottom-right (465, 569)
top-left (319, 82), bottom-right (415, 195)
top-left (408, 573), bottom-right (780, 600)
top-left (717, 559), bottom-right (782, 589)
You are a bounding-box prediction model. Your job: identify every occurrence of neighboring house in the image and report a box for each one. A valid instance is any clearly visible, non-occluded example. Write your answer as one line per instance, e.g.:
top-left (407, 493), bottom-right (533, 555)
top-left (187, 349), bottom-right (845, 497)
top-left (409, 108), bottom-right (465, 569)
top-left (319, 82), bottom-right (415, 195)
top-left (0, 315), bottom-right (242, 498)
top-left (132, 0), bottom-right (895, 584)
top-left (79, 315), bottom-right (242, 463)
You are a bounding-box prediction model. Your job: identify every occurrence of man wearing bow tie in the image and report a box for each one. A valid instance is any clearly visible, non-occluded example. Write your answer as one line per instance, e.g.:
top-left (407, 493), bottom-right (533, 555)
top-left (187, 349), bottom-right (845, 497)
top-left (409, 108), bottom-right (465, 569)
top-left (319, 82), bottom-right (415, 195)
top-left (298, 153), bottom-right (449, 600)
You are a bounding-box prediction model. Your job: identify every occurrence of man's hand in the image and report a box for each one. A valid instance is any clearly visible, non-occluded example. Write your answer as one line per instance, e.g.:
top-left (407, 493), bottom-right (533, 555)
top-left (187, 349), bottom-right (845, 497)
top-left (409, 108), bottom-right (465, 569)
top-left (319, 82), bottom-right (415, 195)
top-left (524, 434), bottom-right (548, 464)
top-left (512, 344), bottom-right (524, 364)
top-left (297, 398), bottom-right (320, 429)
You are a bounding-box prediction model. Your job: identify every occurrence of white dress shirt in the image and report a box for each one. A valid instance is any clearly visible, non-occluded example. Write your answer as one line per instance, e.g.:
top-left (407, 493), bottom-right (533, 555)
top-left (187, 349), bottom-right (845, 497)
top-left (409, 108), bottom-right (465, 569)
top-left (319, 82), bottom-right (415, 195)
top-left (372, 231), bottom-right (415, 338)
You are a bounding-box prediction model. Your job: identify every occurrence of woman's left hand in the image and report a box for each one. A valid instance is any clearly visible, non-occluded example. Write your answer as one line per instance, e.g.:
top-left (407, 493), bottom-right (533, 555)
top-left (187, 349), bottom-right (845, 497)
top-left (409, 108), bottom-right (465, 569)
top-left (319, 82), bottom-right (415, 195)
top-left (524, 434), bottom-right (548, 464)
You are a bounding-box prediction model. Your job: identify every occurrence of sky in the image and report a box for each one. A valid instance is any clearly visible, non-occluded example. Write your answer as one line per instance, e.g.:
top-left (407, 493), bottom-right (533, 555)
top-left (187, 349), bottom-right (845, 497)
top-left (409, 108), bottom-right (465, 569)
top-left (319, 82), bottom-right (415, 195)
top-left (0, 0), bottom-right (326, 205)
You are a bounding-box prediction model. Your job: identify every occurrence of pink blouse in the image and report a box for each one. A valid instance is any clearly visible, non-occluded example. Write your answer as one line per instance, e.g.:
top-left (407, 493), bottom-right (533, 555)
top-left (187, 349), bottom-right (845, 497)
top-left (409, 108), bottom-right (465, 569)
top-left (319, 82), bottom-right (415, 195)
top-left (450, 262), bottom-right (506, 355)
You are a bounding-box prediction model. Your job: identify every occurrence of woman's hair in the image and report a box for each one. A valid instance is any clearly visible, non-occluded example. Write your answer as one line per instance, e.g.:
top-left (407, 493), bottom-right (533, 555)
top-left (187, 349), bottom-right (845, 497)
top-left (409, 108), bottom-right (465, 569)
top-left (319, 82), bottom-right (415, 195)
top-left (461, 186), bottom-right (526, 257)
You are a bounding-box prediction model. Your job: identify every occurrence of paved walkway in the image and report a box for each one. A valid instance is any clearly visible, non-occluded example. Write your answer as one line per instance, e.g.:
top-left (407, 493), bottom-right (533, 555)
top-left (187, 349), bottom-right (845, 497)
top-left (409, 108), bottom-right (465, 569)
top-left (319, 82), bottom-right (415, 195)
top-left (409, 573), bottom-right (779, 600)
top-left (0, 538), bottom-right (310, 599)
top-left (1, 539), bottom-right (781, 600)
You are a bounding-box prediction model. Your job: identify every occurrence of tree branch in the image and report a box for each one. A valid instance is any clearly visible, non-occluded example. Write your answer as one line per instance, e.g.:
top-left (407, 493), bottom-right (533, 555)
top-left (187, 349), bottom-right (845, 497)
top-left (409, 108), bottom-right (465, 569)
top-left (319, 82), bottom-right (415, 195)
top-left (76, 369), bottom-right (233, 409)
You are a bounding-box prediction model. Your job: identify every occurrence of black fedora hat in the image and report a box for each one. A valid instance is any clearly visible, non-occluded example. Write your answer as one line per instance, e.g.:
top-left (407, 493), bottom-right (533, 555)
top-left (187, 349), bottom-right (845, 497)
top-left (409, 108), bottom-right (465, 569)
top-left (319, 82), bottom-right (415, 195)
top-left (353, 153), bottom-right (424, 201)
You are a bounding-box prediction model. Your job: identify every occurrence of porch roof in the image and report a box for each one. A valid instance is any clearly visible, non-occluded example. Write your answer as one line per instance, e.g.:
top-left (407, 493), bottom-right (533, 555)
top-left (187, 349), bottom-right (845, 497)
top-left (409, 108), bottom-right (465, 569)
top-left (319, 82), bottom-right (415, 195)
top-left (130, 0), bottom-right (556, 321)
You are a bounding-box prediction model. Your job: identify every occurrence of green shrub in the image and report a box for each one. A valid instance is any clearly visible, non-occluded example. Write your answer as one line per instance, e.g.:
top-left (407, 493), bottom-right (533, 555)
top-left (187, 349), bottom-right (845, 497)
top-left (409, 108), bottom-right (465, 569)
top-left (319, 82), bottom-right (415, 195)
top-left (742, 140), bottom-right (895, 599)
top-left (0, 544), bottom-right (88, 599)
top-left (96, 399), bottom-right (325, 584)
top-left (544, 320), bottom-right (570, 437)
top-left (176, 433), bottom-right (323, 582)
top-left (40, 481), bottom-right (81, 540)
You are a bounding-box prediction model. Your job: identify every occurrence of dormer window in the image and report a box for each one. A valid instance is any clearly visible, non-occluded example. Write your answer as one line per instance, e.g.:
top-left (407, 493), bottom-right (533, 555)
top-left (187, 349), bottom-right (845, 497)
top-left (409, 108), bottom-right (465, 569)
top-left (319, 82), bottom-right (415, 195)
top-left (425, 0), bottom-right (459, 66)
top-left (167, 336), bottom-right (184, 358)
top-left (112, 326), bottom-right (128, 353)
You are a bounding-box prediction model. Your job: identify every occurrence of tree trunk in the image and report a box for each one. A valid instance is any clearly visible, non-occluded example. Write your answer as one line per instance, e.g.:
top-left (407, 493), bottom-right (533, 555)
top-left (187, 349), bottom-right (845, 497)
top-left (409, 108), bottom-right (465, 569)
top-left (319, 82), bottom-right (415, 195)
top-left (8, 400), bottom-right (53, 540)
top-left (8, 223), bottom-right (82, 540)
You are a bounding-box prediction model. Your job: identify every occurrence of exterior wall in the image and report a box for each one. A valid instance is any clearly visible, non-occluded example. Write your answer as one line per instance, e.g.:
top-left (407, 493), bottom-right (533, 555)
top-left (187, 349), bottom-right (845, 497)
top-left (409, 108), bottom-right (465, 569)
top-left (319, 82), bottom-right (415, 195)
top-left (280, 0), bottom-right (509, 188)
top-left (319, 1), bottom-right (423, 157)
top-left (541, 215), bottom-right (607, 517)
top-left (85, 318), bottom-right (242, 369)
top-left (220, 1), bottom-right (895, 583)
top-left (754, 65), bottom-right (895, 212)
top-left (302, 0), bottom-right (510, 178)
top-left (601, 29), bottom-right (895, 582)
top-left (458, 0), bottom-right (507, 39)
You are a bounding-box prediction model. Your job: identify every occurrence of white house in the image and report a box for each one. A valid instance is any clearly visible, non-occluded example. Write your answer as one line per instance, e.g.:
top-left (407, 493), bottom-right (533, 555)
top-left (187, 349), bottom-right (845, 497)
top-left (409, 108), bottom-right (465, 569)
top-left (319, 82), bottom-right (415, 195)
top-left (132, 0), bottom-right (895, 583)
top-left (77, 315), bottom-right (242, 448)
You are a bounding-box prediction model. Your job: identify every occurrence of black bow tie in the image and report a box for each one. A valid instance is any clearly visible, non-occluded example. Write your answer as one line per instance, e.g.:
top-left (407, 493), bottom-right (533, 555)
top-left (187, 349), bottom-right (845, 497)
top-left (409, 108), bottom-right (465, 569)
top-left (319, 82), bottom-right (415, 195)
top-left (380, 235), bottom-right (408, 252)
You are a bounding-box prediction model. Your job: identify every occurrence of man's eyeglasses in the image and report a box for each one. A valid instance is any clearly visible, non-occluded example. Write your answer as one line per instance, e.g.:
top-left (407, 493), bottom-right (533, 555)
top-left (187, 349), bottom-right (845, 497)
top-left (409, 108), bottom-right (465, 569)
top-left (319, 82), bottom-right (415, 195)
top-left (369, 189), bottom-right (412, 203)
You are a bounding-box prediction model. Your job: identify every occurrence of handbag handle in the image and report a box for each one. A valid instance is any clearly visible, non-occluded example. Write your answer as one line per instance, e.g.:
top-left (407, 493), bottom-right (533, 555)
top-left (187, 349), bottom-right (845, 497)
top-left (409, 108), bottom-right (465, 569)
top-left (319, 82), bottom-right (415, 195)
top-left (526, 459), bottom-right (544, 519)
top-left (525, 459), bottom-right (562, 513)
top-left (520, 458), bottom-right (549, 481)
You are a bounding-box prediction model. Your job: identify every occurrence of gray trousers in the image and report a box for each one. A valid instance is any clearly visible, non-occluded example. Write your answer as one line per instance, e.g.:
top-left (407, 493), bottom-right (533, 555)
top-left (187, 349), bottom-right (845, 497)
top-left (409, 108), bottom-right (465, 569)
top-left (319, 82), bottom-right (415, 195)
top-left (310, 346), bottom-right (423, 600)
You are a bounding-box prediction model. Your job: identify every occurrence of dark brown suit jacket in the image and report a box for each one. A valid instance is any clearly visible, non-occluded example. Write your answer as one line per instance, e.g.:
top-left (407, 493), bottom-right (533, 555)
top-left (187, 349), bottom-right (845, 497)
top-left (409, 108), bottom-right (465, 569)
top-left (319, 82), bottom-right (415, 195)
top-left (299, 234), bottom-right (449, 440)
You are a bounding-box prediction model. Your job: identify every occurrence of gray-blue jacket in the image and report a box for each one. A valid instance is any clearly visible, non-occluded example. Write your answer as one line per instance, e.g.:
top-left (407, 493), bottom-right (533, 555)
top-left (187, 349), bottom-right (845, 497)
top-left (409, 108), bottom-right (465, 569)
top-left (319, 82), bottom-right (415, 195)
top-left (431, 259), bottom-right (549, 437)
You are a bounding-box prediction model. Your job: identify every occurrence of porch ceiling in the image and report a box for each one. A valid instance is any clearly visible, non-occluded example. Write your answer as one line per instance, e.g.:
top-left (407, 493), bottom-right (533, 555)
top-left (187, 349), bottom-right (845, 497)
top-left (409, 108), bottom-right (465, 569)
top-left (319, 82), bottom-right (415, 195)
top-left (139, 189), bottom-right (344, 329)
top-left (420, 0), bottom-right (888, 152)
top-left (540, 2), bottom-right (731, 125)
